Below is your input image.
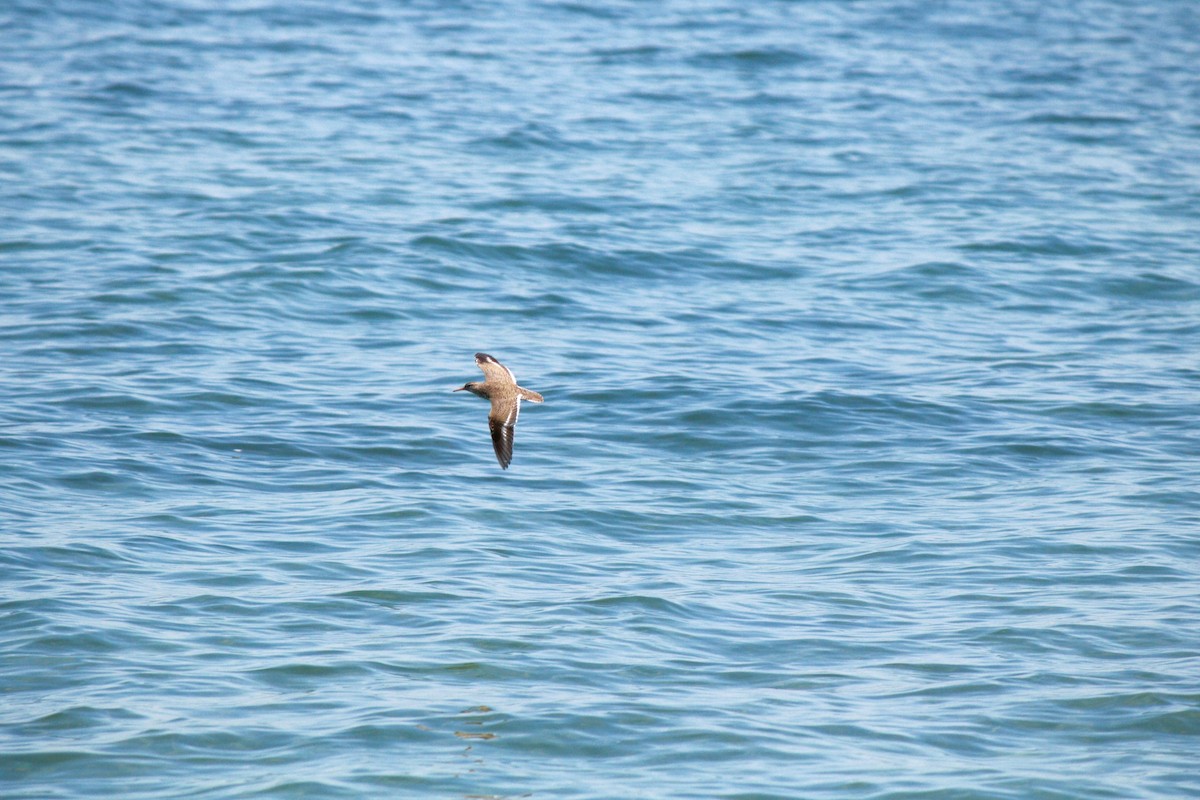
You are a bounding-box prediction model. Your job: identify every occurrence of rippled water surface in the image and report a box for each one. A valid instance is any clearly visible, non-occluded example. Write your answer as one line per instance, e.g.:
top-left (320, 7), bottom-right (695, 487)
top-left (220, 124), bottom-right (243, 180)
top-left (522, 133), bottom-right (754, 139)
top-left (3, 1), bottom-right (1200, 798)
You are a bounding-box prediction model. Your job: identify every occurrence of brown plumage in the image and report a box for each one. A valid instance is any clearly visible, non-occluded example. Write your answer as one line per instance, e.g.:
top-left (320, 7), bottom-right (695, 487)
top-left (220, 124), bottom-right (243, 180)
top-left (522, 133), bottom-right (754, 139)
top-left (453, 352), bottom-right (544, 469)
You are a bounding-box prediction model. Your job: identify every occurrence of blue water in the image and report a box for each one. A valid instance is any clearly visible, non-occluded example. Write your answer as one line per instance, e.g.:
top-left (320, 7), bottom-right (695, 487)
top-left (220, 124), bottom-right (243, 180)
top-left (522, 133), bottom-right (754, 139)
top-left (3, 1), bottom-right (1199, 798)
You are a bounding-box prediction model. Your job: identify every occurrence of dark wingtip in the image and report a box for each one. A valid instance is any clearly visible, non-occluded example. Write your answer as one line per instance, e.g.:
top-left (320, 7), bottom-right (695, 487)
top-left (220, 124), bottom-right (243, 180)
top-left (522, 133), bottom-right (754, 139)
top-left (475, 352), bottom-right (497, 363)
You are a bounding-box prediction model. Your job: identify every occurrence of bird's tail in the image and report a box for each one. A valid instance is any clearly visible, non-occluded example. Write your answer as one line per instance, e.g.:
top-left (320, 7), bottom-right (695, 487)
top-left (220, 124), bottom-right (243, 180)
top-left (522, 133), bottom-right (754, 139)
top-left (518, 387), bottom-right (544, 403)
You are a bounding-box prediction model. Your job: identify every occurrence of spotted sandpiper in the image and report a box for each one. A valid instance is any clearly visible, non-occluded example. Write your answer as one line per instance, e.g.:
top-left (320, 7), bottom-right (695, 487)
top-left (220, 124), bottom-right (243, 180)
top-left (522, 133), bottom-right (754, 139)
top-left (454, 352), bottom-right (544, 469)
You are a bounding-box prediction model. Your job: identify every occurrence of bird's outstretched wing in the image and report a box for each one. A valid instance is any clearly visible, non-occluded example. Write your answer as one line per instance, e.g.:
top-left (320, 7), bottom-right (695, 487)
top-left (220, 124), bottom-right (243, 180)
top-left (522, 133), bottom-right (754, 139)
top-left (487, 398), bottom-right (519, 469)
top-left (475, 352), bottom-right (516, 384)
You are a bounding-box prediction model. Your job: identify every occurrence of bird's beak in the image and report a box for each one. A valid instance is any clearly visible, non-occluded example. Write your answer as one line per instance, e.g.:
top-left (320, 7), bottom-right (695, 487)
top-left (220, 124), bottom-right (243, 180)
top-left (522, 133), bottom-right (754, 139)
top-left (452, 386), bottom-right (465, 392)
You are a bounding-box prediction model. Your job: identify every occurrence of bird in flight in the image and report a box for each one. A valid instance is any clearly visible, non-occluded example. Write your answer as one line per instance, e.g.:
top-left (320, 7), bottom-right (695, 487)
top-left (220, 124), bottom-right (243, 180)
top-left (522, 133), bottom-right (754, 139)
top-left (454, 352), bottom-right (544, 469)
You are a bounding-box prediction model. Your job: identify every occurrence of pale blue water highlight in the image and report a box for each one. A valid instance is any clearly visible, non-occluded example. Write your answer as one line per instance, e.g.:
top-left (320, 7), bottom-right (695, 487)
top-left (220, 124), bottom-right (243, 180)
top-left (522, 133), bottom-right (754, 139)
top-left (3, 1), bottom-right (1199, 798)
